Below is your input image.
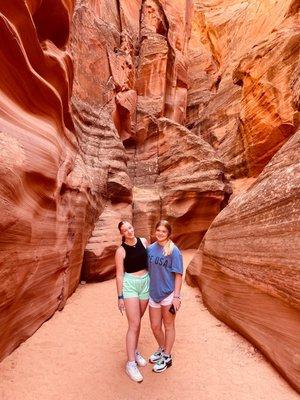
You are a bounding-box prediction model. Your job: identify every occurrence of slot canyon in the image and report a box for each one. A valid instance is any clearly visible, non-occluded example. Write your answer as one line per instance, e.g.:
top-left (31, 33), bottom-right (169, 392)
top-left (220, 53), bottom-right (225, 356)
top-left (0, 0), bottom-right (299, 398)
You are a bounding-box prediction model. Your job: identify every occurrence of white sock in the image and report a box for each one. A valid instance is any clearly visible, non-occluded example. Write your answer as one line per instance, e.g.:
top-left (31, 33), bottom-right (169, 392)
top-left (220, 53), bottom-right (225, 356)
top-left (127, 360), bottom-right (136, 366)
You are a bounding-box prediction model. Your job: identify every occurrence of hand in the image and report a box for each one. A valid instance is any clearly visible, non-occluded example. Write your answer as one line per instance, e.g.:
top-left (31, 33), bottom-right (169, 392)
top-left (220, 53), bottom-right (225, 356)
top-left (172, 297), bottom-right (181, 312)
top-left (118, 299), bottom-right (125, 315)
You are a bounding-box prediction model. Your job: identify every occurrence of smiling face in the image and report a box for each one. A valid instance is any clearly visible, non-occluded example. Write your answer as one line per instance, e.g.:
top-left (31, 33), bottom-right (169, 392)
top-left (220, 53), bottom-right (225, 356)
top-left (119, 221), bottom-right (135, 241)
top-left (155, 225), bottom-right (170, 244)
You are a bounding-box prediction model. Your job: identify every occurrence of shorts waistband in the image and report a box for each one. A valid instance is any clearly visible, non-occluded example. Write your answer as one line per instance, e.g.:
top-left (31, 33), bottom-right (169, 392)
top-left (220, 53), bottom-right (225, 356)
top-left (124, 272), bottom-right (149, 280)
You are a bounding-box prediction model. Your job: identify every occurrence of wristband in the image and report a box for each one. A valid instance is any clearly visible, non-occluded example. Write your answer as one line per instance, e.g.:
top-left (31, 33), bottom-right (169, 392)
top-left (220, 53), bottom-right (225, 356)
top-left (118, 294), bottom-right (124, 300)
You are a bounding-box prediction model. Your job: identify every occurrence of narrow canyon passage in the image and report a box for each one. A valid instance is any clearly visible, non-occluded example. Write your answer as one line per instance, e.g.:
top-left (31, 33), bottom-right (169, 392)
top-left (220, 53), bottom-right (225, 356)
top-left (0, 251), bottom-right (297, 400)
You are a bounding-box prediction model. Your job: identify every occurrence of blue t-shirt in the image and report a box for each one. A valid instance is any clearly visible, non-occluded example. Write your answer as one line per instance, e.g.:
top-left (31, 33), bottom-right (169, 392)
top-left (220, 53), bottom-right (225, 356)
top-left (148, 242), bottom-right (183, 303)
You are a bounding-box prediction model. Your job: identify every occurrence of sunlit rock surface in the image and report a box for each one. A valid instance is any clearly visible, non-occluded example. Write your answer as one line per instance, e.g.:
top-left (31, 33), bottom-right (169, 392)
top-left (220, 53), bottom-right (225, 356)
top-left (69, 0), bottom-right (134, 280)
top-left (186, 1), bottom-right (300, 391)
top-left (0, 0), bottom-right (96, 360)
top-left (187, 0), bottom-right (299, 179)
top-left (134, 117), bottom-right (229, 248)
top-left (187, 131), bottom-right (300, 391)
top-left (1, 1), bottom-right (299, 391)
top-left (132, 0), bottom-right (227, 249)
top-left (72, 0), bottom-right (223, 278)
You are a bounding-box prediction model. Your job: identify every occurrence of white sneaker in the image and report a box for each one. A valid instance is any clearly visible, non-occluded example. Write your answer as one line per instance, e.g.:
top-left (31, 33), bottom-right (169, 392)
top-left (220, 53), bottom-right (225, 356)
top-left (135, 351), bottom-right (147, 367)
top-left (152, 354), bottom-right (172, 373)
top-left (125, 362), bottom-right (143, 382)
top-left (149, 348), bottom-right (164, 363)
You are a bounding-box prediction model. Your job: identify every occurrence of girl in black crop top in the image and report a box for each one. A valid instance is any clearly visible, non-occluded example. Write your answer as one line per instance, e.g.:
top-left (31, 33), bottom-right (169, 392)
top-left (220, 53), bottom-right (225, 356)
top-left (121, 237), bottom-right (148, 273)
top-left (115, 221), bottom-right (149, 382)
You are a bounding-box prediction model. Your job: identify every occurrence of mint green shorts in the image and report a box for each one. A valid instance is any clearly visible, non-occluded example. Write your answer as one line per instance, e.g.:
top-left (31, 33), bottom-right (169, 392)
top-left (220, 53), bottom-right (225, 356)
top-left (123, 272), bottom-right (150, 300)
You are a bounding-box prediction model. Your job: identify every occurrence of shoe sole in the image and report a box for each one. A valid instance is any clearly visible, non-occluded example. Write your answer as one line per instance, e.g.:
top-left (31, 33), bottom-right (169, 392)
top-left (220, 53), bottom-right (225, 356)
top-left (152, 361), bottom-right (172, 373)
top-left (126, 370), bottom-right (143, 383)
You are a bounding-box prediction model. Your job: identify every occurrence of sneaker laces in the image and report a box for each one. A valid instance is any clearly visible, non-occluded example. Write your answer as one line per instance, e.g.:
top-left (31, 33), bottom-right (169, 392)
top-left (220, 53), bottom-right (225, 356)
top-left (159, 355), bottom-right (171, 364)
top-left (128, 362), bottom-right (139, 372)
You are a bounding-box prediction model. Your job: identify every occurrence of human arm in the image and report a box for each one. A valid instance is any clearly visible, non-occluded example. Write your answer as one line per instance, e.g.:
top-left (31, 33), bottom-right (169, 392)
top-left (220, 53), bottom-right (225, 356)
top-left (172, 273), bottom-right (182, 311)
top-left (171, 246), bottom-right (184, 311)
top-left (115, 246), bottom-right (125, 314)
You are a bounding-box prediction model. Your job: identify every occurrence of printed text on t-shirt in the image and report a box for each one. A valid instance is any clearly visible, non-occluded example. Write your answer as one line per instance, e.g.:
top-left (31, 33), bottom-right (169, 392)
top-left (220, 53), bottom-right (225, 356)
top-left (149, 255), bottom-right (169, 267)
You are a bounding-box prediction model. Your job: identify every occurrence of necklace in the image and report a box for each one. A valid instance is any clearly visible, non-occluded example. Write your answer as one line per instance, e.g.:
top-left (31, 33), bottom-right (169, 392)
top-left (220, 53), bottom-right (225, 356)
top-left (125, 238), bottom-right (137, 247)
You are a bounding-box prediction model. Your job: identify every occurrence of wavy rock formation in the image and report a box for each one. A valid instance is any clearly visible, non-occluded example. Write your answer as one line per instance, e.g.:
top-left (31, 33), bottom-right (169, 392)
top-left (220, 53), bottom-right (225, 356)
top-left (186, 1), bottom-right (300, 391)
top-left (133, 118), bottom-right (229, 247)
top-left (68, 1), bottom-right (136, 281)
top-left (1, 1), bottom-right (299, 392)
top-left (187, 131), bottom-right (300, 391)
top-left (0, 0), bottom-right (78, 359)
top-left (0, 0), bottom-right (128, 361)
top-left (132, 0), bottom-right (229, 249)
top-left (72, 0), bottom-right (227, 278)
top-left (187, 0), bottom-right (299, 179)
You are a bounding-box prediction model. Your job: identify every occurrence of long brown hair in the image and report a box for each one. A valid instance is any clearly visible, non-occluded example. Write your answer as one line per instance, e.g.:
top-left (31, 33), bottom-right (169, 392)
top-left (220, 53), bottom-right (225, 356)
top-left (155, 220), bottom-right (174, 256)
top-left (118, 221), bottom-right (126, 242)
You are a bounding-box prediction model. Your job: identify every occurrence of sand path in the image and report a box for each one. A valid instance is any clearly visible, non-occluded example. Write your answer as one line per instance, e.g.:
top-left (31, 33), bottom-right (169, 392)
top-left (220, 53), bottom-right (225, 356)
top-left (0, 251), bottom-right (298, 400)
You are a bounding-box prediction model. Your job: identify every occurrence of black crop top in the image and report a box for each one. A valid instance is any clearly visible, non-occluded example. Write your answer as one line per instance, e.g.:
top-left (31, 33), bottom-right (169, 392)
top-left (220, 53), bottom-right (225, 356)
top-left (122, 237), bottom-right (148, 273)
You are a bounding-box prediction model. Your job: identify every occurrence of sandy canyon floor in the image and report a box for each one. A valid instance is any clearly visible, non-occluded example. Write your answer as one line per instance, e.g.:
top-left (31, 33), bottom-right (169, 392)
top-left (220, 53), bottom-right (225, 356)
top-left (0, 251), bottom-right (298, 400)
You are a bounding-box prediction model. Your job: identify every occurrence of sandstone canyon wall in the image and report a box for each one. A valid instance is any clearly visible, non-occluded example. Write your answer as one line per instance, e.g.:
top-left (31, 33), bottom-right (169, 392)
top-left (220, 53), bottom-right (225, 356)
top-left (0, 0), bottom-right (128, 361)
top-left (186, 0), bottom-right (300, 392)
top-left (69, 0), bottom-right (134, 281)
top-left (0, 0), bottom-right (299, 393)
top-left (71, 0), bottom-right (229, 280)
top-left (187, 0), bottom-right (299, 180)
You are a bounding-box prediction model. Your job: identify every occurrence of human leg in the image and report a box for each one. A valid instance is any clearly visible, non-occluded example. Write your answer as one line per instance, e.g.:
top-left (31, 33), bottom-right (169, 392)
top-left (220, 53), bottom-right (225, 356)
top-left (134, 299), bottom-right (149, 367)
top-left (152, 305), bottom-right (175, 372)
top-left (134, 274), bottom-right (149, 355)
top-left (135, 299), bottom-right (148, 349)
top-left (124, 297), bottom-right (144, 382)
top-left (123, 274), bottom-right (147, 381)
top-left (138, 274), bottom-right (149, 318)
top-left (149, 304), bottom-right (165, 349)
top-left (161, 305), bottom-right (176, 355)
top-left (124, 297), bottom-right (141, 362)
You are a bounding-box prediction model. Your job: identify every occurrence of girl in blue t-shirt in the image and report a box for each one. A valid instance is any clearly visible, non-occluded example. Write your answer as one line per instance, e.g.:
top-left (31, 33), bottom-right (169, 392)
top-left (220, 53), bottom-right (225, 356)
top-left (148, 220), bottom-right (183, 373)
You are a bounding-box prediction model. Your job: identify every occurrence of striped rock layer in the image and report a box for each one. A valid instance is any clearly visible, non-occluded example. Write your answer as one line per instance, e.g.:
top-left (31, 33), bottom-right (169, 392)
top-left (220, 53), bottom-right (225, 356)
top-left (0, 0), bottom-right (299, 392)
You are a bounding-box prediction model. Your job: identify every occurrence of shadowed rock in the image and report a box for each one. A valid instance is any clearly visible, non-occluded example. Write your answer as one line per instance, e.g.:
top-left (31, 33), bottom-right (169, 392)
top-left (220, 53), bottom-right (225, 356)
top-left (0, 0), bottom-right (102, 360)
top-left (187, 130), bottom-right (300, 392)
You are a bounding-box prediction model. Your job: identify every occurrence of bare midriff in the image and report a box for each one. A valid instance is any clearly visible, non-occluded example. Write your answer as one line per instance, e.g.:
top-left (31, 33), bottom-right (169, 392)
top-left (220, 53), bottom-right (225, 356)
top-left (129, 268), bottom-right (148, 276)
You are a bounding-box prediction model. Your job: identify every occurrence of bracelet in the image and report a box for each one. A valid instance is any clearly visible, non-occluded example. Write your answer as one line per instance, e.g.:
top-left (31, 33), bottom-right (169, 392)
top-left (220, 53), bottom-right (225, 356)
top-left (118, 294), bottom-right (124, 300)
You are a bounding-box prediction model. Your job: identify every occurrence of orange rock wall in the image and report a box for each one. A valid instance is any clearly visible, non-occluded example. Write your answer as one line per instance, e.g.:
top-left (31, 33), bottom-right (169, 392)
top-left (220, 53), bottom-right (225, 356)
top-left (0, 0), bottom-right (299, 392)
top-left (187, 131), bottom-right (300, 391)
top-left (71, 0), bottom-right (228, 277)
top-left (0, 0), bottom-right (119, 360)
top-left (132, 0), bottom-right (229, 248)
top-left (186, 0), bottom-right (300, 392)
top-left (68, 0), bottom-right (138, 281)
top-left (188, 0), bottom-right (299, 178)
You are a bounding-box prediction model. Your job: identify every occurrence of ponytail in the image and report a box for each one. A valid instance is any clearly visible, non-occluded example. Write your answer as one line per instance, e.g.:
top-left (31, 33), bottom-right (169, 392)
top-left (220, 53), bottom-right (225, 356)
top-left (163, 239), bottom-right (174, 257)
